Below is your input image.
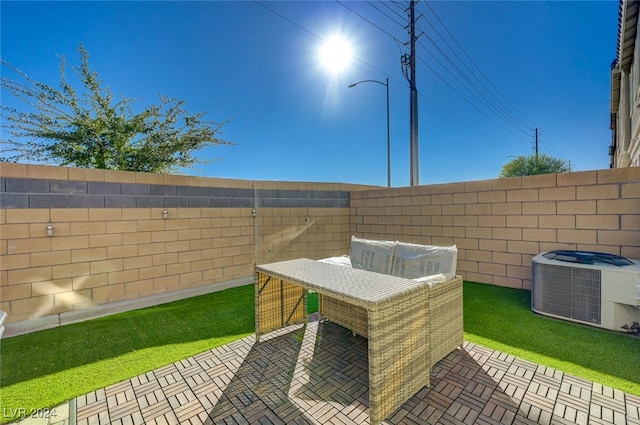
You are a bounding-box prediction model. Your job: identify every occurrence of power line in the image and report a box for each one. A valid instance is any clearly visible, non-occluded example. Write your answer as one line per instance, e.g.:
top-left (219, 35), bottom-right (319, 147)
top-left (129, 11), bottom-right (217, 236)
top-left (373, 0), bottom-right (407, 24)
top-left (414, 89), bottom-right (515, 149)
top-left (538, 128), bottom-right (563, 158)
top-left (390, 0), bottom-right (410, 13)
top-left (415, 36), bottom-right (531, 140)
top-left (256, 0), bottom-right (538, 151)
top-left (327, 1), bottom-right (414, 93)
top-left (413, 14), bottom-right (534, 140)
top-left (341, 0), bottom-right (519, 149)
top-left (418, 1), bottom-right (539, 130)
top-left (335, 1), bottom-right (404, 44)
top-left (414, 53), bottom-right (531, 143)
top-left (332, 0), bottom-right (528, 149)
top-left (416, 26), bottom-right (532, 137)
top-left (253, 1), bottom-right (321, 42)
top-left (253, 1), bottom-right (391, 79)
top-left (366, 0), bottom-right (405, 28)
top-left (417, 20), bottom-right (532, 133)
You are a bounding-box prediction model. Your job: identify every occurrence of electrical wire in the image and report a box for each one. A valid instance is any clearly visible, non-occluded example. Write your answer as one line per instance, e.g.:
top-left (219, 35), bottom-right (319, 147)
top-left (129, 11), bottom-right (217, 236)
top-left (416, 27), bottom-right (531, 136)
top-left (335, 1), bottom-right (404, 44)
top-left (416, 36), bottom-right (531, 139)
top-left (414, 54), bottom-right (531, 143)
top-left (418, 19), bottom-right (533, 133)
top-left (332, 1), bottom-right (412, 88)
top-left (416, 90), bottom-right (514, 149)
top-left (255, 0), bottom-right (541, 149)
top-left (538, 128), bottom-right (563, 158)
top-left (253, 1), bottom-right (321, 43)
top-left (390, 0), bottom-right (410, 12)
top-left (366, 0), bottom-right (406, 28)
top-left (342, 0), bottom-right (529, 147)
top-left (414, 25), bottom-right (533, 141)
top-left (253, 1), bottom-right (391, 79)
top-left (418, 1), bottom-right (539, 130)
top-left (405, 2), bottom-right (542, 145)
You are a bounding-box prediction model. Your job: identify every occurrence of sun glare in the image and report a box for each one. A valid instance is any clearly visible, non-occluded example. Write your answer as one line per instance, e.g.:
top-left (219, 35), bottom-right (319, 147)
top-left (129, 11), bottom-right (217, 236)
top-left (319, 35), bottom-right (353, 73)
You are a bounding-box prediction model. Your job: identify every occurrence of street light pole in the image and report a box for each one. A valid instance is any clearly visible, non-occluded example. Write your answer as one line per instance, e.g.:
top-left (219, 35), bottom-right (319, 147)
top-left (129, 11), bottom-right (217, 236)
top-left (348, 78), bottom-right (391, 187)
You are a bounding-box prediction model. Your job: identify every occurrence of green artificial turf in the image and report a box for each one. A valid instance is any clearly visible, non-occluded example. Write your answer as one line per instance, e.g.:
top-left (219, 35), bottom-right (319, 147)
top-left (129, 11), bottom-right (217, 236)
top-left (463, 281), bottom-right (640, 396)
top-left (0, 285), bottom-right (257, 423)
top-left (307, 291), bottom-right (318, 314)
top-left (0, 281), bottom-right (638, 424)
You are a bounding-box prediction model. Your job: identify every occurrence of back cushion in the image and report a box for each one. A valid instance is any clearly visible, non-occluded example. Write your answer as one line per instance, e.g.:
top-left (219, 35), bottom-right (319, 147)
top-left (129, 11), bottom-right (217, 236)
top-left (349, 236), bottom-right (395, 274)
top-left (391, 242), bottom-right (458, 280)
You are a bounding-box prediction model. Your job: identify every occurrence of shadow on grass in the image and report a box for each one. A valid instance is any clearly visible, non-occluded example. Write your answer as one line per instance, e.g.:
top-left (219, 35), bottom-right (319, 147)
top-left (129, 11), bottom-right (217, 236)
top-left (463, 281), bottom-right (640, 395)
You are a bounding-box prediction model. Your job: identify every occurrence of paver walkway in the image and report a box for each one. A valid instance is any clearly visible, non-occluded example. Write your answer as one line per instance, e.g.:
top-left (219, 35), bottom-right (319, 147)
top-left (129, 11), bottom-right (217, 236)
top-left (12, 318), bottom-right (640, 425)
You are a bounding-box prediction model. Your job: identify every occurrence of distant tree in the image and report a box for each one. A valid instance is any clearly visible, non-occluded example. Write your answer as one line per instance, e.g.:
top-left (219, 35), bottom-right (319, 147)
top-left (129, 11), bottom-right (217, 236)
top-left (0, 44), bottom-right (233, 172)
top-left (499, 154), bottom-right (570, 178)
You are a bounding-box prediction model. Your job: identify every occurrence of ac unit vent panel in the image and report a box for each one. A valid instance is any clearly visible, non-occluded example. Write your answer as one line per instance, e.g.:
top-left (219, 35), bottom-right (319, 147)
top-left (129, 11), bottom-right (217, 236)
top-left (533, 263), bottom-right (601, 324)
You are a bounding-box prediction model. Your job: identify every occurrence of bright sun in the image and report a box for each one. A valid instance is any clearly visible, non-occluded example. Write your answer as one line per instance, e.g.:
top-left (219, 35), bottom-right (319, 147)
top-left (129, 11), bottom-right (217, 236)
top-left (319, 35), bottom-right (353, 73)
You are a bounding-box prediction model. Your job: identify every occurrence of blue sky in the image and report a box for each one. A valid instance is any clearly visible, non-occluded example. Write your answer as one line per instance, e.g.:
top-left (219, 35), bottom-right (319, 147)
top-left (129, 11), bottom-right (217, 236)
top-left (1, 1), bottom-right (619, 187)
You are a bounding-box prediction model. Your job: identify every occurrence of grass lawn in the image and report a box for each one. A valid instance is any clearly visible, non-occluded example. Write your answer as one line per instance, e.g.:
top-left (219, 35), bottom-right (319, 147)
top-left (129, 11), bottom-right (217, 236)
top-left (463, 281), bottom-right (640, 396)
top-left (0, 282), bottom-right (638, 424)
top-left (0, 285), bottom-right (257, 424)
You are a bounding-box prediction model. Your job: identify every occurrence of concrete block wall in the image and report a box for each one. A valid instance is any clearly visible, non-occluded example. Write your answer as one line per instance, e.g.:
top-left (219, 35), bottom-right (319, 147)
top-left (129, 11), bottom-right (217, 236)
top-left (1, 162), bottom-right (638, 333)
top-left (0, 163), bottom-right (365, 330)
top-left (350, 168), bottom-right (640, 289)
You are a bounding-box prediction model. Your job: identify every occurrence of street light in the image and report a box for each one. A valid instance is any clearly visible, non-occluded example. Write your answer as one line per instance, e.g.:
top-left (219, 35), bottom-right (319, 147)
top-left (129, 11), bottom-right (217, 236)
top-left (348, 78), bottom-right (391, 187)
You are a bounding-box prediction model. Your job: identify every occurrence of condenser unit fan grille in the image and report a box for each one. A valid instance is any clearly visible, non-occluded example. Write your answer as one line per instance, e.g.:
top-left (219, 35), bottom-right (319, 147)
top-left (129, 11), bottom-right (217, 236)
top-left (532, 263), bottom-right (601, 324)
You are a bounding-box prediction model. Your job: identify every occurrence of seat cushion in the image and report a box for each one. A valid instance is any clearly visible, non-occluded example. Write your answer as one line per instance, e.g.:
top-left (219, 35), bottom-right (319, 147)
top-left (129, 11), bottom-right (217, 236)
top-left (318, 255), bottom-right (352, 267)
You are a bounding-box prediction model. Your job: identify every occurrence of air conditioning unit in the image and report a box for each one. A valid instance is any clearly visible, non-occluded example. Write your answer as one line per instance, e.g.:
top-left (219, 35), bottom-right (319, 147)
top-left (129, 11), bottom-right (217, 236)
top-left (532, 250), bottom-right (640, 332)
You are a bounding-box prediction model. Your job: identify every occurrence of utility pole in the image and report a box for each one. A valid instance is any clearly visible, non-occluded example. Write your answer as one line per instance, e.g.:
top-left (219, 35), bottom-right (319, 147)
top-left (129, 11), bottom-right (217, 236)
top-left (535, 128), bottom-right (539, 160)
top-left (401, 1), bottom-right (419, 186)
top-left (409, 0), bottom-right (419, 186)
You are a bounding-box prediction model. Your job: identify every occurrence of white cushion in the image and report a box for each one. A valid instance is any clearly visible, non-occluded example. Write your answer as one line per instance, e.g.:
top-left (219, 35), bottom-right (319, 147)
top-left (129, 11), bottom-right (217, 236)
top-left (349, 236), bottom-right (395, 274)
top-left (390, 242), bottom-right (458, 280)
top-left (318, 255), bottom-right (352, 267)
top-left (412, 273), bottom-right (449, 288)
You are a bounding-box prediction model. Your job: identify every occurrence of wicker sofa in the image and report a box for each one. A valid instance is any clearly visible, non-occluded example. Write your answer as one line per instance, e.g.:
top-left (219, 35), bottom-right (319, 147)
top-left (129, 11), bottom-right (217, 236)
top-left (320, 236), bottom-right (464, 368)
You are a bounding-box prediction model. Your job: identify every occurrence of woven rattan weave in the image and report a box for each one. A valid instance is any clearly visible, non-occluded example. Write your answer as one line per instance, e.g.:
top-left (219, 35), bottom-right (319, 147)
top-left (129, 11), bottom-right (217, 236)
top-left (323, 275), bottom-right (463, 367)
top-left (255, 258), bottom-right (437, 424)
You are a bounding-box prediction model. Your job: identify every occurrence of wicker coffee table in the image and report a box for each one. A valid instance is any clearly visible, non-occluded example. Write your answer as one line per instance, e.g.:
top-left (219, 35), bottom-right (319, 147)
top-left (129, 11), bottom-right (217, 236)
top-left (255, 258), bottom-right (432, 424)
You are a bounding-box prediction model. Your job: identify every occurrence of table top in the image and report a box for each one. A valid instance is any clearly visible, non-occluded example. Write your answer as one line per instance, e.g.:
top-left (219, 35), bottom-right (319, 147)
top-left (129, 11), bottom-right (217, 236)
top-left (256, 258), bottom-right (429, 308)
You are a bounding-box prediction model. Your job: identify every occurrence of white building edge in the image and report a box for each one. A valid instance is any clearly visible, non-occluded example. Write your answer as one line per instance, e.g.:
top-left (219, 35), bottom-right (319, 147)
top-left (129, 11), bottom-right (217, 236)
top-left (610, 0), bottom-right (640, 168)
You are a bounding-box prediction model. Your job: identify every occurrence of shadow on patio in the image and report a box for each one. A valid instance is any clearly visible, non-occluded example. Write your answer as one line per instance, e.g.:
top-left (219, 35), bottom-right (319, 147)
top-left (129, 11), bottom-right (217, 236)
top-left (204, 319), bottom-right (524, 425)
top-left (75, 316), bottom-right (639, 425)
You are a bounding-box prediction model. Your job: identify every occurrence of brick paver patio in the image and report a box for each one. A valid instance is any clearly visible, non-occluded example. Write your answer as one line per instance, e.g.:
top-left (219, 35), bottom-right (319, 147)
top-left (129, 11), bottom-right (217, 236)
top-left (71, 318), bottom-right (640, 425)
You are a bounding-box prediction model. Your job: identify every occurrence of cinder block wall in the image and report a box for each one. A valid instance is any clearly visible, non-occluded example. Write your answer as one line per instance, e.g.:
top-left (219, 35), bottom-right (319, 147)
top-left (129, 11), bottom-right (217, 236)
top-left (1, 163), bottom-right (639, 332)
top-left (0, 163), bottom-right (365, 328)
top-left (350, 168), bottom-right (640, 289)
